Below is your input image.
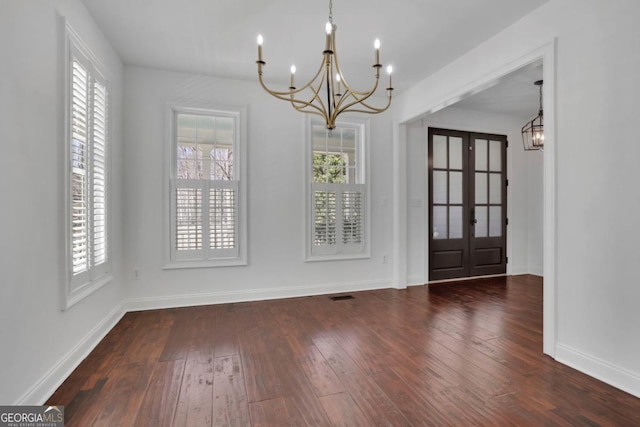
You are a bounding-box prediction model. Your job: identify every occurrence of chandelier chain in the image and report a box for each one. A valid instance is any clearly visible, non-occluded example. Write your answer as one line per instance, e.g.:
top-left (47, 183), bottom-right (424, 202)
top-left (328, 0), bottom-right (333, 23)
top-left (539, 82), bottom-right (543, 114)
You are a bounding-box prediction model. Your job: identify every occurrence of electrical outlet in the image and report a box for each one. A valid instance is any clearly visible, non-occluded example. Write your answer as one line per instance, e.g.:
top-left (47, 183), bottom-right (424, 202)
top-left (382, 255), bottom-right (388, 264)
top-left (133, 268), bottom-right (140, 280)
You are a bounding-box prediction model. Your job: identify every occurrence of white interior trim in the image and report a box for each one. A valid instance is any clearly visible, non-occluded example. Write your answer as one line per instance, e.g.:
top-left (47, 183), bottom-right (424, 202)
top-left (125, 279), bottom-right (391, 312)
top-left (556, 344), bottom-right (640, 399)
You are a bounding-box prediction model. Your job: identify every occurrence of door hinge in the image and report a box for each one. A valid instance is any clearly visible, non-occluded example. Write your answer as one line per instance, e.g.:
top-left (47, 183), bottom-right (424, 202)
top-left (506, 256), bottom-right (509, 264)
top-left (506, 140), bottom-right (509, 148)
top-left (506, 179), bottom-right (509, 187)
top-left (506, 218), bottom-right (509, 226)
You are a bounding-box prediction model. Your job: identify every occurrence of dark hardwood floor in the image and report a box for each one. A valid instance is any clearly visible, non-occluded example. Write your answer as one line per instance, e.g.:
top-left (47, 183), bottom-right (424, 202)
top-left (47, 275), bottom-right (640, 426)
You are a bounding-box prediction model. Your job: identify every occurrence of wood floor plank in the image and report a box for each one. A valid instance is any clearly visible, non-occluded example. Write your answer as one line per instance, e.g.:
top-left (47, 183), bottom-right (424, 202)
top-left (312, 334), bottom-right (362, 376)
top-left (318, 393), bottom-right (370, 427)
top-left (57, 378), bottom-right (107, 427)
top-left (45, 275), bottom-right (640, 426)
top-left (213, 311), bottom-right (241, 357)
top-left (248, 397), bottom-right (306, 427)
top-left (158, 311), bottom-right (194, 361)
top-left (89, 314), bottom-right (173, 426)
top-left (133, 360), bottom-right (185, 427)
top-left (213, 355), bottom-right (251, 427)
top-left (387, 356), bottom-right (493, 426)
top-left (239, 328), bottom-right (283, 403)
top-left (297, 345), bottom-right (345, 397)
top-left (337, 370), bottom-right (412, 426)
top-left (372, 368), bottom-right (456, 426)
top-left (172, 358), bottom-right (214, 427)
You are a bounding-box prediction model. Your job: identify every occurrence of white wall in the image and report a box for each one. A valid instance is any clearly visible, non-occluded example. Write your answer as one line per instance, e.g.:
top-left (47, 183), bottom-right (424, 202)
top-left (122, 67), bottom-right (393, 309)
top-left (394, 0), bottom-right (640, 397)
top-left (0, 0), bottom-right (125, 404)
top-left (404, 106), bottom-right (543, 284)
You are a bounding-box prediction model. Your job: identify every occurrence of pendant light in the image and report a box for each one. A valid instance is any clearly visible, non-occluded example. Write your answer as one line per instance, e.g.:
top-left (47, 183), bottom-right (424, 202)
top-left (522, 79), bottom-right (544, 151)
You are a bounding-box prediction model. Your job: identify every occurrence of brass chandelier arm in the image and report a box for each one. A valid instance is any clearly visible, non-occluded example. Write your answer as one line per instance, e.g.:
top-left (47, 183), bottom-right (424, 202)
top-left (332, 83), bottom-right (392, 121)
top-left (329, 31), bottom-right (392, 119)
top-left (295, 57), bottom-right (334, 114)
top-left (257, 59), bottom-right (325, 97)
top-left (332, 33), bottom-right (382, 97)
top-left (258, 62), bottom-right (328, 117)
top-left (333, 82), bottom-right (384, 116)
top-left (339, 96), bottom-right (392, 115)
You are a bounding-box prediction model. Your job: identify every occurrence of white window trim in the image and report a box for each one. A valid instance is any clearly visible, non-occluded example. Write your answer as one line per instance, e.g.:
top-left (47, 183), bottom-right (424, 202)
top-left (163, 102), bottom-right (247, 269)
top-left (62, 21), bottom-right (113, 309)
top-left (304, 116), bottom-right (371, 261)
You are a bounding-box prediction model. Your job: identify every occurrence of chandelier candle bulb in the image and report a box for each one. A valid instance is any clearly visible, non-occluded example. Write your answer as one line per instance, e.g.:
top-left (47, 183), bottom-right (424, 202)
top-left (257, 34), bottom-right (264, 63)
top-left (374, 39), bottom-right (380, 65)
top-left (325, 22), bottom-right (333, 51)
top-left (387, 65), bottom-right (393, 90)
top-left (290, 65), bottom-right (296, 88)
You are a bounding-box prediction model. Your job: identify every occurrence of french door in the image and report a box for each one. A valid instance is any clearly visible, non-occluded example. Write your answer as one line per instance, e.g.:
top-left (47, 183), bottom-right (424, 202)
top-left (428, 128), bottom-right (507, 281)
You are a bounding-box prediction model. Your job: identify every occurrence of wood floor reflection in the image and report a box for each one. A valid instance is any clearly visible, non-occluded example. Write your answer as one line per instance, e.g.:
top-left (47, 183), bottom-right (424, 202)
top-left (47, 275), bottom-right (640, 426)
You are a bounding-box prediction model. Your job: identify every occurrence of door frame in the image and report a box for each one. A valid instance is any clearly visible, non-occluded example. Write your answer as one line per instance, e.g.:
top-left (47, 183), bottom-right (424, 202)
top-left (391, 40), bottom-right (556, 357)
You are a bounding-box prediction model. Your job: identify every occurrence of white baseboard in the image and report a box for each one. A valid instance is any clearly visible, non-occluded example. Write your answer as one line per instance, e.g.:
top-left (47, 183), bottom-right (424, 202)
top-left (555, 343), bottom-right (640, 399)
top-left (509, 265), bottom-right (543, 276)
top-left (509, 265), bottom-right (529, 275)
top-left (14, 304), bottom-right (126, 405)
top-left (528, 265), bottom-right (543, 276)
top-left (125, 279), bottom-right (392, 312)
top-left (407, 275), bottom-right (427, 287)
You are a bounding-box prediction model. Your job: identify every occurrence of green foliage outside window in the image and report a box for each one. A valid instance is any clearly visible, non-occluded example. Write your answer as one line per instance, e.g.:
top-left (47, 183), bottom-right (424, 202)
top-left (313, 153), bottom-right (347, 183)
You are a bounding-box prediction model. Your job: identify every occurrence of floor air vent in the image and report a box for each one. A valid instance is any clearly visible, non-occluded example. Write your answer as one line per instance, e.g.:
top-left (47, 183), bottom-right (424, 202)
top-left (329, 295), bottom-right (354, 301)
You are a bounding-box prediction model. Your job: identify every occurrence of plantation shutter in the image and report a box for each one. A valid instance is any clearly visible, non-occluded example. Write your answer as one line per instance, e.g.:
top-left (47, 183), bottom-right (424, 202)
top-left (209, 181), bottom-right (237, 253)
top-left (341, 185), bottom-right (363, 249)
top-left (70, 57), bottom-right (90, 280)
top-left (311, 183), bottom-right (365, 255)
top-left (92, 78), bottom-right (108, 271)
top-left (172, 179), bottom-right (239, 260)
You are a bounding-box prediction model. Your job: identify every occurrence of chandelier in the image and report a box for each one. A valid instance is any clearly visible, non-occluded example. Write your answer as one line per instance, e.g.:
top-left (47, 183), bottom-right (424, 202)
top-left (256, 0), bottom-right (393, 130)
top-left (521, 79), bottom-right (544, 151)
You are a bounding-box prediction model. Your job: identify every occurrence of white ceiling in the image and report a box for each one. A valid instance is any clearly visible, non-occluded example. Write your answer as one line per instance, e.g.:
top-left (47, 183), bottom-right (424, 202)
top-left (81, 0), bottom-right (548, 98)
top-left (454, 62), bottom-right (543, 119)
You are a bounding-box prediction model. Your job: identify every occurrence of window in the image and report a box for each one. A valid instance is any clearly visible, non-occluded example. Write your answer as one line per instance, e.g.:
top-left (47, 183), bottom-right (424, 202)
top-left (307, 119), bottom-right (369, 260)
top-left (166, 105), bottom-right (247, 268)
top-left (64, 26), bottom-right (111, 308)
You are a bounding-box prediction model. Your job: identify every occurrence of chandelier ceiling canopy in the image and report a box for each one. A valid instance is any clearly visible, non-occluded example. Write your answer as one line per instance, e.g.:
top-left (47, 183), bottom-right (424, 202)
top-left (256, 0), bottom-right (393, 130)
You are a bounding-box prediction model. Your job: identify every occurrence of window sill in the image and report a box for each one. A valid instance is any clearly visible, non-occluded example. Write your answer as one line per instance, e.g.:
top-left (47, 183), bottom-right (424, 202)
top-left (305, 253), bottom-right (370, 262)
top-left (163, 258), bottom-right (248, 270)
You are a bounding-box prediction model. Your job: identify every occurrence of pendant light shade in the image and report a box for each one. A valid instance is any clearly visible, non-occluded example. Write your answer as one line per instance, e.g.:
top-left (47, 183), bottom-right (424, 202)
top-left (522, 79), bottom-right (544, 151)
